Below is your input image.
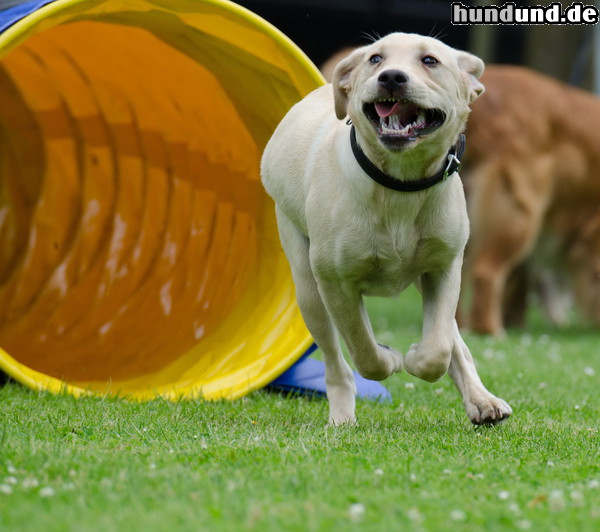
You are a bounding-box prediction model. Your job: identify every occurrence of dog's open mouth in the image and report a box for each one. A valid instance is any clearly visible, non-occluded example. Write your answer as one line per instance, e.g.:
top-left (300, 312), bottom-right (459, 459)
top-left (364, 99), bottom-right (446, 143)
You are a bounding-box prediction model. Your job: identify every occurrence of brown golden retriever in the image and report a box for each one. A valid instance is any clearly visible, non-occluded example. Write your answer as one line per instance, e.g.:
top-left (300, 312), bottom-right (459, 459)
top-left (461, 65), bottom-right (600, 335)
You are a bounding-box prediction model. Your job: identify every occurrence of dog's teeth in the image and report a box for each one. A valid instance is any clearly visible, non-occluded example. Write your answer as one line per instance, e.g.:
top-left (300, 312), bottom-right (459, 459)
top-left (415, 112), bottom-right (426, 128)
top-left (380, 113), bottom-right (417, 135)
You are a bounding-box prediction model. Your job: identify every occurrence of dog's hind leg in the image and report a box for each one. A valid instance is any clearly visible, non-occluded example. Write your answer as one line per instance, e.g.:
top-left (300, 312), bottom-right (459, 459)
top-left (448, 321), bottom-right (512, 425)
top-left (275, 208), bottom-right (357, 424)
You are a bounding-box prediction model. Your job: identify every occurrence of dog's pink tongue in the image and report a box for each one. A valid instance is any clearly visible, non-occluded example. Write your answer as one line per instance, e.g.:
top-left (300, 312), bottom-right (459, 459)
top-left (374, 101), bottom-right (401, 118)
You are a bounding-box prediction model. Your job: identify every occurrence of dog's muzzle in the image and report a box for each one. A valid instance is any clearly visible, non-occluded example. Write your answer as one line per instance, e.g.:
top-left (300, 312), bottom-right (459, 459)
top-left (363, 99), bottom-right (446, 147)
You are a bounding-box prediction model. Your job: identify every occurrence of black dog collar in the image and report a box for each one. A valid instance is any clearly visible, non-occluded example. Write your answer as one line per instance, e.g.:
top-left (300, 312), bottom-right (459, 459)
top-left (349, 126), bottom-right (466, 192)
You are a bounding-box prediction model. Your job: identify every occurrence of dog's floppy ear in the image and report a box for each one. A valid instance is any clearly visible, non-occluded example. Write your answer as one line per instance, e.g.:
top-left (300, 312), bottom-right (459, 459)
top-left (332, 47), bottom-right (364, 120)
top-left (457, 51), bottom-right (485, 103)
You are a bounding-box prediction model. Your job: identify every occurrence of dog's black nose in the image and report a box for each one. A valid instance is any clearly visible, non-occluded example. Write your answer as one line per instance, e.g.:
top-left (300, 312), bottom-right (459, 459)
top-left (378, 70), bottom-right (409, 92)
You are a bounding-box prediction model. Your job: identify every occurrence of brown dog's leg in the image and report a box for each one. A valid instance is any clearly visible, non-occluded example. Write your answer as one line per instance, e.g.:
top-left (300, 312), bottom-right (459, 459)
top-left (464, 160), bottom-right (551, 335)
top-left (502, 262), bottom-right (529, 329)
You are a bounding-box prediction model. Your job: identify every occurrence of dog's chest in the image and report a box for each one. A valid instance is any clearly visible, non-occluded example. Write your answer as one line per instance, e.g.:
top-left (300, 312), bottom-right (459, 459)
top-left (360, 232), bottom-right (453, 296)
top-left (317, 212), bottom-right (457, 297)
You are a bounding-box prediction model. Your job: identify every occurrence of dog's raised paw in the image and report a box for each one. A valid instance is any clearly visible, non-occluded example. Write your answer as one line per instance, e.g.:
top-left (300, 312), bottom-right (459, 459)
top-left (404, 341), bottom-right (451, 382)
top-left (466, 395), bottom-right (512, 426)
top-left (377, 343), bottom-right (403, 374)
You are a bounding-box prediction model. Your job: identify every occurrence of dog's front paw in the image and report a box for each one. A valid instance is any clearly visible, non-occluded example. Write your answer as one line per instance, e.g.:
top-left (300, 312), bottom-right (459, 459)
top-left (405, 341), bottom-right (451, 382)
top-left (378, 343), bottom-right (403, 374)
top-left (327, 414), bottom-right (357, 427)
top-left (465, 394), bottom-right (512, 426)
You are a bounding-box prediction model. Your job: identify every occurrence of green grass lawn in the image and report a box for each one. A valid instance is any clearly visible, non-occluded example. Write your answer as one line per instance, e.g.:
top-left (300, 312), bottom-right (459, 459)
top-left (1, 288), bottom-right (598, 531)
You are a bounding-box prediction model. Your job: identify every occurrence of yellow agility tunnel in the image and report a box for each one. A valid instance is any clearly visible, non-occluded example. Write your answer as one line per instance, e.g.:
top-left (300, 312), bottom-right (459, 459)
top-left (0, 0), bottom-right (323, 400)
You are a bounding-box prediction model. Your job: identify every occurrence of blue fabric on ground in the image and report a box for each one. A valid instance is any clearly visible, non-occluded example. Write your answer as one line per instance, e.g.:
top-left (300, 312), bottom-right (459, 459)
top-left (268, 347), bottom-right (392, 403)
top-left (0, 0), bottom-right (56, 33)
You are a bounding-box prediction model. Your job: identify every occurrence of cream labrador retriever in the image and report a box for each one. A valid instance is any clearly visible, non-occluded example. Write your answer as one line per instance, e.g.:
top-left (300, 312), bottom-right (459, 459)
top-left (261, 33), bottom-right (512, 426)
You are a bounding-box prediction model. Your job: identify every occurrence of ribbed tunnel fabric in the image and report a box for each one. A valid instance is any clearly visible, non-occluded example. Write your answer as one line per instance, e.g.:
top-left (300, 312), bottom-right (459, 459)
top-left (0, 0), bottom-right (323, 400)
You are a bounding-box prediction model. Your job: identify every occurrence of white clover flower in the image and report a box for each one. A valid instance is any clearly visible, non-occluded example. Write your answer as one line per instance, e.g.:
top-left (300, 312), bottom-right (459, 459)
top-left (498, 490), bottom-right (510, 500)
top-left (508, 502), bottom-right (520, 514)
top-left (449, 509), bottom-right (466, 522)
top-left (548, 489), bottom-right (565, 511)
top-left (0, 484), bottom-right (13, 495)
top-left (570, 490), bottom-right (584, 506)
top-left (516, 519), bottom-right (532, 530)
top-left (407, 508), bottom-right (424, 522)
top-left (348, 503), bottom-right (366, 522)
top-left (520, 335), bottom-right (532, 346)
top-left (22, 478), bottom-right (39, 489)
top-left (39, 487), bottom-right (55, 498)
top-left (483, 348), bottom-right (495, 360)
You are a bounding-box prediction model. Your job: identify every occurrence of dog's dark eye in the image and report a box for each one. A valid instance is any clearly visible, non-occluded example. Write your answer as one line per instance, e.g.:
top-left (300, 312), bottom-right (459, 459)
top-left (422, 55), bottom-right (439, 66)
top-left (369, 54), bottom-right (383, 65)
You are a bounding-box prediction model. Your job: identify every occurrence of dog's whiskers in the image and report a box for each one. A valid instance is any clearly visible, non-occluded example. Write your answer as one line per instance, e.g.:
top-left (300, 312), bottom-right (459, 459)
top-left (427, 25), bottom-right (447, 42)
top-left (360, 31), bottom-right (381, 44)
